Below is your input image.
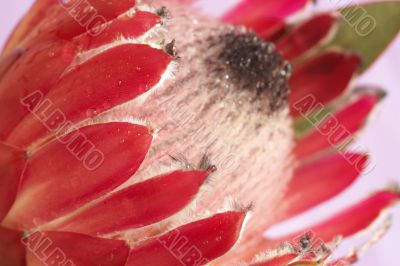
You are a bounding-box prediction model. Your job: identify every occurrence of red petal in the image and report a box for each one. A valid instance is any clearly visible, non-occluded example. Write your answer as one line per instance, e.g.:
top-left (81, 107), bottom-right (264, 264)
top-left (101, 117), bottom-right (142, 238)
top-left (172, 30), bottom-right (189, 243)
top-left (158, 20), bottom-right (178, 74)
top-left (7, 44), bottom-right (171, 147)
top-left (277, 153), bottom-right (368, 223)
top-left (3, 122), bottom-right (152, 230)
top-left (52, 170), bottom-right (209, 235)
top-left (126, 211), bottom-right (246, 266)
top-left (274, 190), bottom-right (400, 243)
top-left (241, 19), bottom-right (286, 41)
top-left (277, 14), bottom-right (337, 61)
top-left (0, 41), bottom-right (76, 140)
top-left (260, 22), bottom-right (287, 41)
top-left (74, 11), bottom-right (161, 51)
top-left (0, 143), bottom-right (26, 221)
top-left (0, 227), bottom-right (25, 266)
top-left (223, 0), bottom-right (308, 28)
top-left (223, 0), bottom-right (308, 39)
top-left (24, 231), bottom-right (129, 266)
top-left (22, 0), bottom-right (136, 48)
top-left (289, 52), bottom-right (361, 116)
top-left (294, 93), bottom-right (379, 159)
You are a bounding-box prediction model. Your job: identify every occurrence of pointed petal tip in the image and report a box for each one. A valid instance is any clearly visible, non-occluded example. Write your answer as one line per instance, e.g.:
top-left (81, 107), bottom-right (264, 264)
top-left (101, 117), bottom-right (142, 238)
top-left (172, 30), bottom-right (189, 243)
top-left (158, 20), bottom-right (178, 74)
top-left (293, 86), bottom-right (383, 159)
top-left (386, 183), bottom-right (400, 198)
top-left (3, 122), bottom-right (153, 230)
top-left (7, 43), bottom-right (172, 148)
top-left (354, 85), bottom-right (387, 102)
top-left (279, 152), bottom-right (368, 223)
top-left (50, 169), bottom-right (210, 235)
top-left (271, 188), bottom-right (400, 247)
top-left (327, 212), bottom-right (393, 266)
top-left (126, 211), bottom-right (247, 266)
top-left (277, 13), bottom-right (339, 61)
top-left (290, 51), bottom-right (361, 117)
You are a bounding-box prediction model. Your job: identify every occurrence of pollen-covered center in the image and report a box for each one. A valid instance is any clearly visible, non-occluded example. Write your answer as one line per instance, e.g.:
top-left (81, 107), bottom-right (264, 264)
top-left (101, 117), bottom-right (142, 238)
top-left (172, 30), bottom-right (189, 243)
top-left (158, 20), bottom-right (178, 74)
top-left (218, 30), bottom-right (290, 111)
top-left (179, 22), bottom-right (291, 114)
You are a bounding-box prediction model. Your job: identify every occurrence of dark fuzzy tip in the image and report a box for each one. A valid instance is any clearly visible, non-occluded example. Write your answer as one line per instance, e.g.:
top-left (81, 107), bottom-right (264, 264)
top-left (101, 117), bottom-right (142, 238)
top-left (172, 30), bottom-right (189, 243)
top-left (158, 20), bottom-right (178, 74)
top-left (164, 39), bottom-right (177, 57)
top-left (156, 6), bottom-right (170, 18)
top-left (199, 154), bottom-right (217, 173)
top-left (218, 30), bottom-right (290, 111)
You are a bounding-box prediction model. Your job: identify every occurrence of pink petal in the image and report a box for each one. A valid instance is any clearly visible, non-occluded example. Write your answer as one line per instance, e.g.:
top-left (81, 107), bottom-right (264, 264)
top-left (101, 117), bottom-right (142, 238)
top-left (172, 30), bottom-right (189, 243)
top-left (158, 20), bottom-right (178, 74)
top-left (3, 122), bottom-right (152, 230)
top-left (289, 52), bottom-right (361, 116)
top-left (294, 93), bottom-right (379, 159)
top-left (7, 44), bottom-right (172, 147)
top-left (0, 41), bottom-right (76, 140)
top-left (0, 143), bottom-right (26, 221)
top-left (126, 211), bottom-right (246, 266)
top-left (277, 153), bottom-right (368, 223)
top-left (273, 190), bottom-right (400, 243)
top-left (277, 14), bottom-right (337, 60)
top-left (52, 170), bottom-right (209, 235)
top-left (24, 231), bottom-right (129, 266)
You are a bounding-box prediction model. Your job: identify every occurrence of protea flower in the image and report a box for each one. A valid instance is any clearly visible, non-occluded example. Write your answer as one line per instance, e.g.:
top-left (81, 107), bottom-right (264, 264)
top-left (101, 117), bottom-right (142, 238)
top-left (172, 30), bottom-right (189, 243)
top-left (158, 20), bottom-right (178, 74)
top-left (0, 0), bottom-right (399, 265)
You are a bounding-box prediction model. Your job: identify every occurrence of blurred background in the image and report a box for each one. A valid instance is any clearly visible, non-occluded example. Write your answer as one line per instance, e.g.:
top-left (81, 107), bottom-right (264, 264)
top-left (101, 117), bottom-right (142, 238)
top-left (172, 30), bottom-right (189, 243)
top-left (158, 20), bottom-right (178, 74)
top-left (1, 0), bottom-right (398, 265)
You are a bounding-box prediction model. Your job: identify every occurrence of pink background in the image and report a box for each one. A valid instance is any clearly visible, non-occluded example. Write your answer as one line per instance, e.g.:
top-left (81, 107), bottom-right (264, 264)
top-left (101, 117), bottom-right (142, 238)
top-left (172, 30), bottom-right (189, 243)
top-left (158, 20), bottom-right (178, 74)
top-left (1, 1), bottom-right (398, 265)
